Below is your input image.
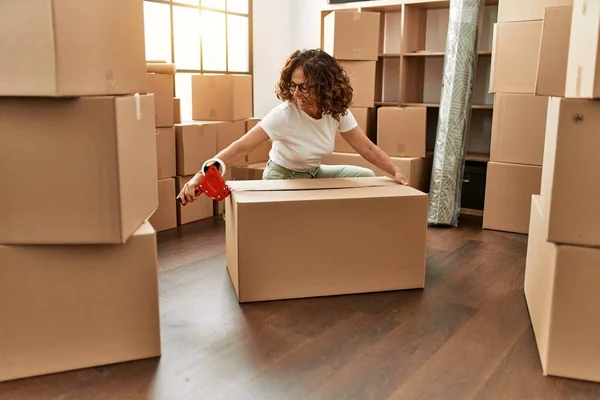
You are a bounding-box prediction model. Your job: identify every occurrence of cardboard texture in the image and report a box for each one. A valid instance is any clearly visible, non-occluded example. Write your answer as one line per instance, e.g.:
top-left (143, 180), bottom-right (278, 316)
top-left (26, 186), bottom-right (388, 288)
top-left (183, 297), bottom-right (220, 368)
top-left (149, 178), bottom-right (177, 232)
top-left (483, 162), bottom-right (542, 234)
top-left (321, 152), bottom-right (433, 193)
top-left (0, 0), bottom-right (147, 96)
top-left (339, 61), bottom-right (377, 107)
top-left (174, 98), bottom-right (182, 124)
top-left (0, 95), bottom-right (158, 244)
top-left (524, 195), bottom-right (600, 383)
top-left (246, 118), bottom-right (272, 163)
top-left (192, 74), bottom-right (252, 121)
top-left (147, 73), bottom-right (174, 127)
top-left (540, 97), bottom-right (600, 248)
top-left (156, 127), bottom-right (176, 179)
top-left (490, 94), bottom-right (549, 166)
top-left (176, 176), bottom-right (213, 225)
top-left (323, 10), bottom-right (381, 61)
top-left (0, 222), bottom-right (161, 382)
top-left (535, 6), bottom-right (572, 97)
top-left (565, 0), bottom-right (600, 98)
top-left (175, 122), bottom-right (218, 176)
top-left (489, 21), bottom-right (543, 94)
top-left (334, 108), bottom-right (376, 153)
top-left (497, 0), bottom-right (573, 23)
top-left (224, 177), bottom-right (428, 303)
top-left (377, 106), bottom-right (427, 157)
top-left (212, 121), bottom-right (247, 165)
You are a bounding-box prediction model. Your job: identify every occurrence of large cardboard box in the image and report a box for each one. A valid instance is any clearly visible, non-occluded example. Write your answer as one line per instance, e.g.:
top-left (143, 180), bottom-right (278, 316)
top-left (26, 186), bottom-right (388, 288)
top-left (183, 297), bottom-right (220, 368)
top-left (540, 97), bottom-right (600, 248)
top-left (149, 178), bottom-right (177, 232)
top-left (0, 222), bottom-right (161, 382)
top-left (192, 74), bottom-right (252, 121)
top-left (157, 127), bottom-right (176, 179)
top-left (565, 0), bottom-right (600, 98)
top-left (147, 73), bottom-right (174, 127)
top-left (0, 0), bottom-right (147, 96)
top-left (497, 0), bottom-right (573, 23)
top-left (535, 6), bottom-right (572, 97)
top-left (176, 176), bottom-right (213, 225)
top-left (489, 21), bottom-right (543, 94)
top-left (246, 118), bottom-right (272, 164)
top-left (377, 107), bottom-right (426, 158)
top-left (490, 94), bottom-right (549, 166)
top-left (483, 162), bottom-right (542, 234)
top-left (334, 108), bottom-right (376, 153)
top-left (524, 195), bottom-right (600, 383)
top-left (321, 152), bottom-right (433, 193)
top-left (323, 11), bottom-right (381, 61)
top-left (176, 122), bottom-right (218, 176)
top-left (0, 95), bottom-right (158, 244)
top-left (225, 177), bottom-right (428, 303)
top-left (338, 61), bottom-right (377, 107)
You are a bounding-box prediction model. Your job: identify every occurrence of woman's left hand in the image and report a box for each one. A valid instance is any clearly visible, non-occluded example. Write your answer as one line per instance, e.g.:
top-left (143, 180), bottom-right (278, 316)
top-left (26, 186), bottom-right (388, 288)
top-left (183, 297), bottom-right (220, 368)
top-left (394, 171), bottom-right (409, 186)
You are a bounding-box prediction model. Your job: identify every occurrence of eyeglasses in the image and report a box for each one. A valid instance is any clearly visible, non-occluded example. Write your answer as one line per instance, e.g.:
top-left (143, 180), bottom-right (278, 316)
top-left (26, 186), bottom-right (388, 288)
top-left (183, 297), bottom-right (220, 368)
top-left (289, 82), bottom-right (309, 94)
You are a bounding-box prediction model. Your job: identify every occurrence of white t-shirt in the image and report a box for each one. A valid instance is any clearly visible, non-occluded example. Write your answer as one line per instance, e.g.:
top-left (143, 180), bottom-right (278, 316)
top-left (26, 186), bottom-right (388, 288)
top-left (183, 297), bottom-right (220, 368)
top-left (258, 101), bottom-right (358, 171)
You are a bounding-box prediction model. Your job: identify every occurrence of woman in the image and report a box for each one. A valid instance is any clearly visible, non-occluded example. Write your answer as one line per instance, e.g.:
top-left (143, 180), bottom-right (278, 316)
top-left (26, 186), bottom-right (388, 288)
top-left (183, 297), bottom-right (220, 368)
top-left (178, 49), bottom-right (408, 204)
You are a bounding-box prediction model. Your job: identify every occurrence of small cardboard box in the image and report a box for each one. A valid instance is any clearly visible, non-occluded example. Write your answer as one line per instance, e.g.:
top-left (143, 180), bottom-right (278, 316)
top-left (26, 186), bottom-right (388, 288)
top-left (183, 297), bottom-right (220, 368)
top-left (524, 195), bottom-right (600, 383)
top-left (483, 162), bottom-right (542, 234)
top-left (535, 6), bottom-right (572, 97)
top-left (377, 107), bottom-right (426, 158)
top-left (338, 61), bottom-right (377, 108)
top-left (225, 177), bottom-right (428, 303)
top-left (323, 11), bottom-right (381, 61)
top-left (147, 73), bottom-right (174, 127)
top-left (156, 127), bottom-right (176, 179)
top-left (497, 0), bottom-right (573, 23)
top-left (192, 74), bottom-right (252, 121)
top-left (321, 152), bottom-right (433, 193)
top-left (0, 221), bottom-right (161, 382)
top-left (0, 0), bottom-right (147, 96)
top-left (489, 21), bottom-right (543, 94)
top-left (540, 97), bottom-right (600, 248)
top-left (0, 95), bottom-right (158, 244)
top-left (565, 0), bottom-right (600, 98)
top-left (175, 122), bottom-right (218, 176)
top-left (490, 94), bottom-right (549, 166)
top-left (176, 176), bottom-right (213, 225)
top-left (149, 178), bottom-right (177, 232)
top-left (334, 108), bottom-right (376, 153)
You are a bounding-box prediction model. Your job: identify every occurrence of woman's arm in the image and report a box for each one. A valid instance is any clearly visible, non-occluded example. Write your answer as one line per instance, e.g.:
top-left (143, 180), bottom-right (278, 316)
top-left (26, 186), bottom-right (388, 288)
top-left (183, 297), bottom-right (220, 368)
top-left (341, 126), bottom-right (409, 185)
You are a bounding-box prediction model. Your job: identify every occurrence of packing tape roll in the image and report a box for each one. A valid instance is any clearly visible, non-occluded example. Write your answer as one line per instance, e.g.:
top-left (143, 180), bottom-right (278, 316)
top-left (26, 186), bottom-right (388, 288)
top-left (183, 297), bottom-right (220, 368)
top-left (202, 158), bottom-right (227, 177)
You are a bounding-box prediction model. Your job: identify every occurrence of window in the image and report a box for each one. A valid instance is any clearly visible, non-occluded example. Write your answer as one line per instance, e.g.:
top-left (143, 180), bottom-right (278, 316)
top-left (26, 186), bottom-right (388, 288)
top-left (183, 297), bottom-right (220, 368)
top-left (143, 0), bottom-right (252, 120)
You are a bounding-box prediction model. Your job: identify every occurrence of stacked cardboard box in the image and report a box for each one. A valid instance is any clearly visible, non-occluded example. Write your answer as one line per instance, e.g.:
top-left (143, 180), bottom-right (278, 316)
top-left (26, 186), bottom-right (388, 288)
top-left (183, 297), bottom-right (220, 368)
top-left (0, 0), bottom-right (161, 382)
top-left (484, 0), bottom-right (572, 234)
top-left (146, 62), bottom-right (177, 232)
top-left (523, 0), bottom-right (600, 383)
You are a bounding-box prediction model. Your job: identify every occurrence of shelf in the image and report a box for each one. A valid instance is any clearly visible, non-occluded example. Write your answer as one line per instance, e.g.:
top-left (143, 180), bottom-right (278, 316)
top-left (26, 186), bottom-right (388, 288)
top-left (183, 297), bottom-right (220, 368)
top-left (403, 50), bottom-right (492, 57)
top-left (401, 102), bottom-right (494, 109)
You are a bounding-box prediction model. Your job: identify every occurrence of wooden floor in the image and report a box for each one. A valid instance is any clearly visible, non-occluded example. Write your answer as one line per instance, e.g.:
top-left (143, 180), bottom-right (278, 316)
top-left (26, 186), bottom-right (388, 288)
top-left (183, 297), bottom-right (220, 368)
top-left (2, 216), bottom-right (600, 400)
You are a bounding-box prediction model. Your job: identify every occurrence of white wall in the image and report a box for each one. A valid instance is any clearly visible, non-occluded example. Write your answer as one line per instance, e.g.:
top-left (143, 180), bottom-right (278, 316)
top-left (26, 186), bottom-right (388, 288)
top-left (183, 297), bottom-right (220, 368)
top-left (252, 0), bottom-right (328, 117)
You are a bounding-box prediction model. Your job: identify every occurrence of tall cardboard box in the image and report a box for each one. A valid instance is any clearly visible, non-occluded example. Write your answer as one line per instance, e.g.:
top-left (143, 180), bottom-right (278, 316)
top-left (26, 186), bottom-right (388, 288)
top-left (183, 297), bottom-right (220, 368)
top-left (524, 195), bottom-right (600, 383)
top-left (0, 0), bottom-right (147, 96)
top-left (489, 21), bottom-right (543, 94)
top-left (323, 11), bottom-right (381, 61)
top-left (156, 127), bottom-right (176, 180)
top-left (176, 176), bottom-right (213, 225)
top-left (565, 0), bottom-right (600, 98)
top-left (225, 177), bottom-right (427, 303)
top-left (149, 178), bottom-right (177, 232)
top-left (147, 72), bottom-right (174, 127)
top-left (483, 162), bottom-right (542, 234)
top-left (176, 122), bottom-right (218, 176)
top-left (539, 97), bottom-right (600, 248)
top-left (490, 94), bottom-right (549, 165)
top-left (334, 108), bottom-right (376, 154)
top-left (338, 61), bottom-right (377, 107)
top-left (192, 74), bottom-right (252, 121)
top-left (377, 107), bottom-right (426, 158)
top-left (0, 95), bottom-right (158, 244)
top-left (0, 222), bottom-right (161, 382)
top-left (497, 0), bottom-right (573, 23)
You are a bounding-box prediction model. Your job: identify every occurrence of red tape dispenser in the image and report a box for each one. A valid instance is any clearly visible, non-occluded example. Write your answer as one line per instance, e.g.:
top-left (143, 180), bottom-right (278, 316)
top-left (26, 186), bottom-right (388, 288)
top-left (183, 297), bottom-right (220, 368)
top-left (178, 159), bottom-right (231, 205)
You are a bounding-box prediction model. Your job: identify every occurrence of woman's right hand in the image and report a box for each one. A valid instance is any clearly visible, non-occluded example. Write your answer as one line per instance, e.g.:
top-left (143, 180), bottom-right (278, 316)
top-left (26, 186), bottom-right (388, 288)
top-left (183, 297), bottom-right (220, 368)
top-left (178, 173), bottom-right (202, 203)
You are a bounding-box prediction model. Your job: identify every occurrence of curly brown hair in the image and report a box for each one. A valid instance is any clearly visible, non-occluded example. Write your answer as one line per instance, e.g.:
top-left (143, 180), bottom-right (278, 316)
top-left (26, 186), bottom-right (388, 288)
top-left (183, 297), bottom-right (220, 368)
top-left (275, 49), bottom-right (353, 121)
